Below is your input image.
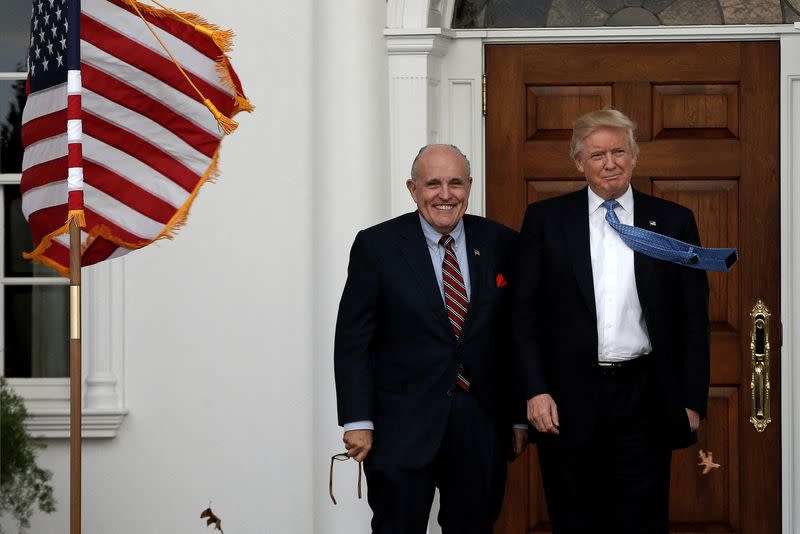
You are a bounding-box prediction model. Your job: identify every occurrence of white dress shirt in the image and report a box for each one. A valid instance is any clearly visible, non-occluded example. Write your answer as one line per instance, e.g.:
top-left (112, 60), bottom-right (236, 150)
top-left (588, 186), bottom-right (652, 362)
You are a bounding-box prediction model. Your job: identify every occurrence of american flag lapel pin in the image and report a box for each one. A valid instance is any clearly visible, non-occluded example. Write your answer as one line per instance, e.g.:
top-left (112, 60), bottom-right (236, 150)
top-left (649, 220), bottom-right (657, 227)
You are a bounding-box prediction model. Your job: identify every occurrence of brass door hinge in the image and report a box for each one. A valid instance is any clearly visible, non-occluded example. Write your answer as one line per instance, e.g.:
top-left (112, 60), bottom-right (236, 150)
top-left (482, 73), bottom-right (487, 117)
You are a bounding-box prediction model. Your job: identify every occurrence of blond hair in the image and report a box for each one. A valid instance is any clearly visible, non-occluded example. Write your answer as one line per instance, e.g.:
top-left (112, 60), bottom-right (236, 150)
top-left (570, 109), bottom-right (639, 160)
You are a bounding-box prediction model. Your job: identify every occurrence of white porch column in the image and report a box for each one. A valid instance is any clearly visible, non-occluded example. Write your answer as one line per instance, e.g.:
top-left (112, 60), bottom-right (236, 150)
top-left (83, 260), bottom-right (125, 414)
top-left (312, 1), bottom-right (389, 533)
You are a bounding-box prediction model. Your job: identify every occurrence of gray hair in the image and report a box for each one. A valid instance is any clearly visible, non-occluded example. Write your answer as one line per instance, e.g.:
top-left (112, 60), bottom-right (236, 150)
top-left (570, 108), bottom-right (639, 160)
top-left (410, 144), bottom-right (471, 180)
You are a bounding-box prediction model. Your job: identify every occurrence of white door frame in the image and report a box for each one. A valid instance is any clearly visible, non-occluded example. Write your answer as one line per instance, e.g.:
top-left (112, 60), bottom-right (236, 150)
top-left (386, 2), bottom-right (800, 532)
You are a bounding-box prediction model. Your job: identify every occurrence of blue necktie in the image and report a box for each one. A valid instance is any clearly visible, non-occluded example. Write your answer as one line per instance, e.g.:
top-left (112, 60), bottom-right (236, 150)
top-left (602, 199), bottom-right (737, 272)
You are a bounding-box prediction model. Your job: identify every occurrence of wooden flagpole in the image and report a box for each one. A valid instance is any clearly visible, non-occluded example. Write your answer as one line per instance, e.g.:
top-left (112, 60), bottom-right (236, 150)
top-left (69, 217), bottom-right (81, 534)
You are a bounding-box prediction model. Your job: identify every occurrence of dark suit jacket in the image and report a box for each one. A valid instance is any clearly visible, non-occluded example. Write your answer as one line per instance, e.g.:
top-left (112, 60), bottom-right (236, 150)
top-left (511, 187), bottom-right (710, 450)
top-left (335, 212), bottom-right (517, 469)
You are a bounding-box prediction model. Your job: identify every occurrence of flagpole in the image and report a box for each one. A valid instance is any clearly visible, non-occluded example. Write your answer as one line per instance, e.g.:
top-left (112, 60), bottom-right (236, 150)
top-left (69, 217), bottom-right (81, 534)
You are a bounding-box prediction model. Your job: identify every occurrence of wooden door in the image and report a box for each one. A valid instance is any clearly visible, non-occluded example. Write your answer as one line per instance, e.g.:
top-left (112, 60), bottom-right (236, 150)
top-left (486, 42), bottom-right (780, 534)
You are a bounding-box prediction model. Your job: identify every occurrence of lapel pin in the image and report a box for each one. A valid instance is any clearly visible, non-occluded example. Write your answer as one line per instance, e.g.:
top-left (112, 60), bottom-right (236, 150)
top-left (649, 220), bottom-right (657, 227)
top-left (474, 249), bottom-right (480, 256)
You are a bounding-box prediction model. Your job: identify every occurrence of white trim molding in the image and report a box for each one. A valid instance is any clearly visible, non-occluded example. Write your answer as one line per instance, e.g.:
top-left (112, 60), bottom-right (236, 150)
top-left (459, 24), bottom-right (799, 42)
top-left (8, 259), bottom-right (128, 438)
top-left (781, 30), bottom-right (800, 534)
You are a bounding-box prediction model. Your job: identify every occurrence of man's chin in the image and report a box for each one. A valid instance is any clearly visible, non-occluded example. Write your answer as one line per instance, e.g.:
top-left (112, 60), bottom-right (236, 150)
top-left (598, 181), bottom-right (629, 198)
top-left (432, 218), bottom-right (458, 234)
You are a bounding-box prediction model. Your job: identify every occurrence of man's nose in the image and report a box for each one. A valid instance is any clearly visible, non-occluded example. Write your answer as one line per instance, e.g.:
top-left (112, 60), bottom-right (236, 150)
top-left (603, 153), bottom-right (617, 169)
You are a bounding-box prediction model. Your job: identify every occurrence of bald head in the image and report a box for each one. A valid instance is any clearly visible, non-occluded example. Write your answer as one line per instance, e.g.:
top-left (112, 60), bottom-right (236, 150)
top-left (410, 144), bottom-right (471, 182)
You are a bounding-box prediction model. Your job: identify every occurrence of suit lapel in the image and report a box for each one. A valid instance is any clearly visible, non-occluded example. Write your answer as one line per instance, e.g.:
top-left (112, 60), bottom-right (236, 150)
top-left (632, 188), bottom-right (656, 304)
top-left (565, 188), bottom-right (597, 319)
top-left (398, 212), bottom-right (453, 334)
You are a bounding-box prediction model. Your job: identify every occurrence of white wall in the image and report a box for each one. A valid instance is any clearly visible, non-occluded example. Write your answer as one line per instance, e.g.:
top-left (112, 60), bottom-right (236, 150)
top-left (14, 1), bottom-right (333, 532)
top-left (311, 1), bottom-right (389, 533)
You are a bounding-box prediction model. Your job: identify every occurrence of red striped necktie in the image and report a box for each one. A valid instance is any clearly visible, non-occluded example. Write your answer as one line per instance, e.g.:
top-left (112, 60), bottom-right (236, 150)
top-left (439, 234), bottom-right (469, 339)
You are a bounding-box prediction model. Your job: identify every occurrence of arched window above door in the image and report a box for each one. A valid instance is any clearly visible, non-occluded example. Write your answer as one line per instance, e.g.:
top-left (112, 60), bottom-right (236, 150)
top-left (452, 0), bottom-right (800, 28)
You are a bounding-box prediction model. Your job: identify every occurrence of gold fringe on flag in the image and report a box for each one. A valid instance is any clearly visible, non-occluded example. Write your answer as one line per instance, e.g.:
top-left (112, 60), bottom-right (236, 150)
top-left (23, 221), bottom-right (73, 277)
top-left (67, 209), bottom-right (86, 228)
top-left (22, 210), bottom-right (86, 276)
top-left (121, 1), bottom-right (235, 52)
top-left (119, 0), bottom-right (254, 132)
top-left (203, 99), bottom-right (238, 134)
top-left (157, 148), bottom-right (221, 241)
top-left (193, 24), bottom-right (234, 54)
top-left (216, 56), bottom-right (255, 115)
top-left (26, 145), bottom-right (222, 278)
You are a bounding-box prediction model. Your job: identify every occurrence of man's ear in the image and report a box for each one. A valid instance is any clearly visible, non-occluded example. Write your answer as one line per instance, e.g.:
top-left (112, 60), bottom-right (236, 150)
top-left (574, 157), bottom-right (584, 174)
top-left (406, 179), bottom-right (418, 203)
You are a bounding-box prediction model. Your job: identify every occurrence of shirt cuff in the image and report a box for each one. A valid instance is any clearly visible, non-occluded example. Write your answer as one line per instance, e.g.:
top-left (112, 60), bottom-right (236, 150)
top-left (343, 420), bottom-right (374, 432)
top-left (513, 424), bottom-right (528, 430)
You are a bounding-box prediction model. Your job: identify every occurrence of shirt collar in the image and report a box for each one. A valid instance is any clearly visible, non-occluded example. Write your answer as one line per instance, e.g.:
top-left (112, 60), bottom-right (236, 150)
top-left (587, 185), bottom-right (634, 214)
top-left (419, 213), bottom-right (465, 249)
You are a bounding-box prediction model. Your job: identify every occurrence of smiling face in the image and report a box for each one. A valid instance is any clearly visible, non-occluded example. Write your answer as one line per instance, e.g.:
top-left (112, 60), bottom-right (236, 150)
top-left (574, 127), bottom-right (637, 201)
top-left (406, 146), bottom-right (472, 234)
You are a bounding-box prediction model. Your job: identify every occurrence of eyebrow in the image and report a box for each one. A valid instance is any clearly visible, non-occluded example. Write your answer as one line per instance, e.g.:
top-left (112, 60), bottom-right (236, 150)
top-left (589, 146), bottom-right (627, 155)
top-left (423, 176), bottom-right (466, 182)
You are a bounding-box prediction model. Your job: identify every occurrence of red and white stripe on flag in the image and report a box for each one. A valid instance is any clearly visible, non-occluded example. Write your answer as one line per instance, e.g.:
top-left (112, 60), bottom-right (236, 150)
top-left (21, 0), bottom-right (251, 276)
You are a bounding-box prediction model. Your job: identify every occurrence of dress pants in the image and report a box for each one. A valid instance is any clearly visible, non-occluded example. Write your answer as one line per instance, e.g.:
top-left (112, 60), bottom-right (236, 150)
top-left (364, 389), bottom-right (506, 534)
top-left (537, 357), bottom-right (672, 534)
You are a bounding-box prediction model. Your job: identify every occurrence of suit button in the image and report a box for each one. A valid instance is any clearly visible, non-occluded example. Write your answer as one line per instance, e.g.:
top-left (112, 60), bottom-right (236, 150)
top-left (446, 388), bottom-right (455, 397)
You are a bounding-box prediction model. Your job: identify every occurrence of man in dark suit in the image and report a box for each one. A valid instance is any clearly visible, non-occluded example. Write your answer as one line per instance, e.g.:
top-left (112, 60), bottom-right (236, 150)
top-left (335, 144), bottom-right (527, 534)
top-left (512, 109), bottom-right (710, 534)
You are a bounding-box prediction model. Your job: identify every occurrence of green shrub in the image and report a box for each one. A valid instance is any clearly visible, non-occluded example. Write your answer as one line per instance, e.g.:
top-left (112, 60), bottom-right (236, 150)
top-left (0, 377), bottom-right (56, 531)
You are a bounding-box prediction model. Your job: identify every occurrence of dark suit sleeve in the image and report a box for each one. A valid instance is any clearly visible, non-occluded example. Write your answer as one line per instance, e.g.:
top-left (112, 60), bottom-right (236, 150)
top-left (511, 204), bottom-right (550, 400)
top-left (495, 228), bottom-right (528, 428)
top-left (678, 211), bottom-right (711, 418)
top-left (334, 231), bottom-right (379, 426)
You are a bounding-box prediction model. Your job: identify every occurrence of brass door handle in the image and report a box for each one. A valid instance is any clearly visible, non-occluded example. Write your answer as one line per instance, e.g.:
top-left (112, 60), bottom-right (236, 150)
top-left (750, 300), bottom-right (771, 432)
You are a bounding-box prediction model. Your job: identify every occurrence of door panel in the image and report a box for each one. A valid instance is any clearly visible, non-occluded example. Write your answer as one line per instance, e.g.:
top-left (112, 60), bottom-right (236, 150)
top-left (486, 42), bottom-right (780, 534)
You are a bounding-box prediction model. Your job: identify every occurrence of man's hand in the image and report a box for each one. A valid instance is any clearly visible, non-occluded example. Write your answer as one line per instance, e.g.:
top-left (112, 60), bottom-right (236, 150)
top-left (527, 393), bottom-right (560, 434)
top-left (512, 427), bottom-right (528, 458)
top-left (685, 408), bottom-right (700, 432)
top-left (343, 429), bottom-right (373, 462)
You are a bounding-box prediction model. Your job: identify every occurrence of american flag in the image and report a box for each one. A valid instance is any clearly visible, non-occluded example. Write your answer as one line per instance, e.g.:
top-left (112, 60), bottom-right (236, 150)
top-left (21, 0), bottom-right (251, 276)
